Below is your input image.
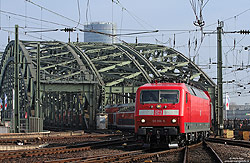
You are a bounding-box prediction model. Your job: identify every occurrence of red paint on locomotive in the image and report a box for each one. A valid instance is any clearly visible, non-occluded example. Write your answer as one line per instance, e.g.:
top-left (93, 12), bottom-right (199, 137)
top-left (135, 82), bottom-right (211, 146)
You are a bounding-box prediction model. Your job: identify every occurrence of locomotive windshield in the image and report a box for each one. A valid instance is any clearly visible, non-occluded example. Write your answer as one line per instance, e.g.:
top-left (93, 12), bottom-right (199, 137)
top-left (140, 90), bottom-right (179, 104)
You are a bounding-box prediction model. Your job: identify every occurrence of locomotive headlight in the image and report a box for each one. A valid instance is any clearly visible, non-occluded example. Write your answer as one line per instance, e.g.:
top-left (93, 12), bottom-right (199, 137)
top-left (171, 118), bottom-right (177, 123)
top-left (156, 104), bottom-right (161, 109)
top-left (141, 118), bottom-right (146, 123)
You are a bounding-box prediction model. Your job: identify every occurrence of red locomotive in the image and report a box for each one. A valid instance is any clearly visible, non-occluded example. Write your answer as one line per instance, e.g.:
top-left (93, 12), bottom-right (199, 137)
top-left (106, 103), bottom-right (135, 130)
top-left (135, 82), bottom-right (211, 147)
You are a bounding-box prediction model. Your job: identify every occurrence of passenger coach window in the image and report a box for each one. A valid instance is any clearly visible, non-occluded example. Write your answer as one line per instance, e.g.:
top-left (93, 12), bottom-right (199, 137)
top-left (186, 93), bottom-right (188, 103)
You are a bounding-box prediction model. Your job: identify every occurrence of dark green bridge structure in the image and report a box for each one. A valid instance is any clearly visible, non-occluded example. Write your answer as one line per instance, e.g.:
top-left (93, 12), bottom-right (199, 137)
top-left (0, 39), bottom-right (217, 132)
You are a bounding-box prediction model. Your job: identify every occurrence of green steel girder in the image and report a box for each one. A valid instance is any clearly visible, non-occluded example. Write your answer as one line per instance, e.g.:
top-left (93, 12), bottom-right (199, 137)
top-left (69, 43), bottom-right (105, 86)
top-left (129, 43), bottom-right (215, 88)
top-left (117, 44), bottom-right (161, 78)
top-left (40, 82), bottom-right (98, 92)
top-left (74, 42), bottom-right (154, 89)
top-left (98, 61), bottom-right (132, 73)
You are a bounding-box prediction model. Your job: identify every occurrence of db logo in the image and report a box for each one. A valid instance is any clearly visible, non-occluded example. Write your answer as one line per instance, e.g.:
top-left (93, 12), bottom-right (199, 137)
top-left (154, 110), bottom-right (162, 115)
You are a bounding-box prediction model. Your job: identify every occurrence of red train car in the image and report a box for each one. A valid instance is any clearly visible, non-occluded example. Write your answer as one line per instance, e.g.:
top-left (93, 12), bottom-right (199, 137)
top-left (106, 103), bottom-right (135, 130)
top-left (135, 82), bottom-right (211, 146)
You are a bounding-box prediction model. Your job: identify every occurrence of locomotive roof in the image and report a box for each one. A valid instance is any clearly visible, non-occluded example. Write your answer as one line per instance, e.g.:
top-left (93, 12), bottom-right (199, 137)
top-left (140, 83), bottom-right (187, 88)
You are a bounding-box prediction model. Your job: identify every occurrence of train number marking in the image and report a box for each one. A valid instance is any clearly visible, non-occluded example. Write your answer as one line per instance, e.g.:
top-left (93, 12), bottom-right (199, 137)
top-left (152, 119), bottom-right (166, 123)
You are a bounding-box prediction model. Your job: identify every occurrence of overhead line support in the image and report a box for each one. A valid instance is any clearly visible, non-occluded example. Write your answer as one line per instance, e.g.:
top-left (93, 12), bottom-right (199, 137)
top-left (14, 25), bottom-right (20, 133)
top-left (217, 21), bottom-right (223, 137)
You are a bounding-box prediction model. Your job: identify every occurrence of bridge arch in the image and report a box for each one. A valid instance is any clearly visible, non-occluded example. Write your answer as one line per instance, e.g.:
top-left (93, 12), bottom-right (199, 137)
top-left (0, 41), bottom-right (215, 131)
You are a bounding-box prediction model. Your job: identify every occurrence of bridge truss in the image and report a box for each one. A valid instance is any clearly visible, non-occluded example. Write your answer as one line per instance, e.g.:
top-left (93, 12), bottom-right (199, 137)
top-left (0, 40), bottom-right (216, 132)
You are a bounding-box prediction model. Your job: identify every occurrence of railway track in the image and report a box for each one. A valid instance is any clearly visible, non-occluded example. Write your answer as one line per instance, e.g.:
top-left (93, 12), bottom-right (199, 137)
top-left (0, 133), bottom-right (118, 144)
top-left (206, 137), bottom-right (250, 148)
top-left (207, 138), bottom-right (250, 162)
top-left (4, 137), bottom-right (249, 162)
top-left (65, 139), bottom-right (247, 163)
top-left (0, 136), bottom-right (135, 161)
top-left (101, 141), bottom-right (222, 163)
top-left (44, 150), bottom-right (145, 163)
top-left (183, 141), bottom-right (223, 163)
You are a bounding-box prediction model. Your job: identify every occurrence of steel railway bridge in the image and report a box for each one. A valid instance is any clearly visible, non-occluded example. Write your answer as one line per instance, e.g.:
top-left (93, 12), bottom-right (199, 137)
top-left (0, 38), bottom-right (217, 132)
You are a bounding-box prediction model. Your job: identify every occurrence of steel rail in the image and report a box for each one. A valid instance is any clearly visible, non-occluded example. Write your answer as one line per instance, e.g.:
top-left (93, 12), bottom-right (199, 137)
top-left (115, 147), bottom-right (185, 163)
top-left (0, 136), bottom-right (134, 161)
top-left (203, 141), bottom-right (223, 163)
top-left (182, 141), bottom-right (222, 163)
top-left (206, 137), bottom-right (250, 148)
top-left (0, 134), bottom-right (118, 144)
top-left (43, 150), bottom-right (143, 163)
top-left (183, 146), bottom-right (188, 163)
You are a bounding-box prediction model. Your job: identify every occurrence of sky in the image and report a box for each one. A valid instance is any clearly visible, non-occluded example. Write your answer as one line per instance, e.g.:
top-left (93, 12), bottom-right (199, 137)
top-left (1, 0), bottom-right (250, 105)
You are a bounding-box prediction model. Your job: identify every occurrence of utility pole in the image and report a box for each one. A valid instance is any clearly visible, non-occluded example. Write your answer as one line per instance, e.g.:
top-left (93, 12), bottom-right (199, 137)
top-left (204, 24), bottom-right (250, 137)
top-left (217, 21), bottom-right (224, 136)
top-left (14, 25), bottom-right (20, 133)
top-left (36, 43), bottom-right (41, 118)
top-left (35, 43), bottom-right (43, 132)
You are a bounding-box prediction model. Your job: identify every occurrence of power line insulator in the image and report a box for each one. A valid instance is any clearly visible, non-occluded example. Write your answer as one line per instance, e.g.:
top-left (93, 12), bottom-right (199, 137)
top-left (64, 28), bottom-right (74, 32)
top-left (239, 30), bottom-right (250, 34)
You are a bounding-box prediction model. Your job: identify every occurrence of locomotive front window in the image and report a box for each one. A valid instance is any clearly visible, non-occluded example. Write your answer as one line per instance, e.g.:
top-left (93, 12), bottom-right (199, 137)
top-left (140, 90), bottom-right (179, 104)
top-left (141, 90), bottom-right (159, 103)
top-left (160, 90), bottom-right (179, 104)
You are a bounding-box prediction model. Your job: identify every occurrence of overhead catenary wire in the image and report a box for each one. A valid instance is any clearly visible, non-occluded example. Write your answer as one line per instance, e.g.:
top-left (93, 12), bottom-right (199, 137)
top-left (112, 0), bottom-right (161, 43)
top-left (40, 7), bottom-right (43, 39)
top-left (189, 0), bottom-right (210, 27)
top-left (0, 10), bottom-right (55, 30)
top-left (0, 0), bottom-right (1, 29)
top-left (204, 7), bottom-right (250, 29)
top-left (1, 27), bottom-right (48, 41)
top-left (223, 34), bottom-right (247, 71)
top-left (75, 0), bottom-right (81, 28)
top-left (0, 10), bottom-right (71, 42)
top-left (1, 3), bottom-right (79, 41)
top-left (113, 0), bottom-right (156, 30)
top-left (0, 1), bottom-right (245, 50)
top-left (25, 0), bottom-right (85, 28)
top-left (25, 0), bottom-right (27, 28)
top-left (0, 1), bottom-right (250, 61)
top-left (0, 0), bottom-right (211, 47)
top-left (119, 4), bottom-right (124, 40)
top-left (2, 1), bottom-right (250, 39)
top-left (86, 0), bottom-right (89, 25)
top-left (0, 10), bottom-right (71, 27)
top-left (0, 13), bottom-right (62, 41)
